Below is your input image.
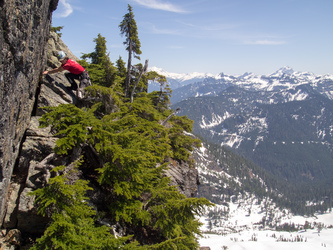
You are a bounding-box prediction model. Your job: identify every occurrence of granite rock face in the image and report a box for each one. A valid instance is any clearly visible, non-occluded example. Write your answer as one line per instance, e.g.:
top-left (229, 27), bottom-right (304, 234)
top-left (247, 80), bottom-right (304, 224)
top-left (0, 0), bottom-right (59, 227)
top-left (2, 32), bottom-right (77, 235)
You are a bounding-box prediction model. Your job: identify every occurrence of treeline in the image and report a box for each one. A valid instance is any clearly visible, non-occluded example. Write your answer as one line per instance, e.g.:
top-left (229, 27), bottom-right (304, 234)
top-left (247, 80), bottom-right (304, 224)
top-left (30, 5), bottom-right (213, 249)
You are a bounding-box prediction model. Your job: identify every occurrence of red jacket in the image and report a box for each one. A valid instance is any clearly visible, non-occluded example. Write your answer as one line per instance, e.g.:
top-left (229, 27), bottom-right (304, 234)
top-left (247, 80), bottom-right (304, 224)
top-left (61, 59), bottom-right (85, 75)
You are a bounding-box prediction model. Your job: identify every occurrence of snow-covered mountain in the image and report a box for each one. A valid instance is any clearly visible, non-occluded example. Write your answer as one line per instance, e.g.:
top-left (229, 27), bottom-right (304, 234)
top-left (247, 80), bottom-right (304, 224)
top-left (231, 66), bottom-right (333, 93)
top-left (148, 66), bottom-right (333, 104)
top-left (148, 66), bottom-right (219, 91)
top-left (193, 139), bottom-right (333, 249)
top-left (149, 66), bottom-right (217, 83)
top-left (153, 66), bottom-right (333, 204)
top-left (150, 66), bottom-right (333, 91)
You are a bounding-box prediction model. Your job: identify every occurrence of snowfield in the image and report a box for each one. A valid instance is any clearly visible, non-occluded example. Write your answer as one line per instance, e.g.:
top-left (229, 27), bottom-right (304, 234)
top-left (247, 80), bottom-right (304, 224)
top-left (195, 142), bottom-right (333, 249)
top-left (199, 228), bottom-right (333, 250)
top-left (198, 204), bottom-right (333, 249)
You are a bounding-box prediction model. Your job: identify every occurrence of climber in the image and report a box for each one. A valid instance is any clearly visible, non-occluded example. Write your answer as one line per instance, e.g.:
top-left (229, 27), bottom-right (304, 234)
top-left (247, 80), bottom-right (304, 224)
top-left (42, 51), bottom-right (91, 98)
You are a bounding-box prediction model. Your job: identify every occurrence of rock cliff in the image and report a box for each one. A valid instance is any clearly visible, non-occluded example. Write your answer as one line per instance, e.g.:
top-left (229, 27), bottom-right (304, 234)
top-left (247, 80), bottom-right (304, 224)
top-left (0, 0), bottom-right (59, 229)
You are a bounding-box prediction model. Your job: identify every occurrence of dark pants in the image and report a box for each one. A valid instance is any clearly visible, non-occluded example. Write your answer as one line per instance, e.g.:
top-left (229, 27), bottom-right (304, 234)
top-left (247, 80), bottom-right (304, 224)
top-left (65, 72), bottom-right (80, 90)
top-left (65, 71), bottom-right (91, 91)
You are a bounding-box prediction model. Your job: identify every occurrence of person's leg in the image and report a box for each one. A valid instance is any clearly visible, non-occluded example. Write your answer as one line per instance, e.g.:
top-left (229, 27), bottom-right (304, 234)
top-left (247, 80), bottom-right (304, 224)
top-left (76, 72), bottom-right (91, 99)
top-left (79, 71), bottom-right (91, 88)
top-left (64, 72), bottom-right (79, 90)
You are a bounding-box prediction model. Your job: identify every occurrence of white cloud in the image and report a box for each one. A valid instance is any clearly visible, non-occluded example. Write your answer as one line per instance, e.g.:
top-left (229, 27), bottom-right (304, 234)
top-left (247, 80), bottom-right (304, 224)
top-left (130, 0), bottom-right (188, 13)
top-left (54, 0), bottom-right (73, 18)
top-left (244, 40), bottom-right (286, 45)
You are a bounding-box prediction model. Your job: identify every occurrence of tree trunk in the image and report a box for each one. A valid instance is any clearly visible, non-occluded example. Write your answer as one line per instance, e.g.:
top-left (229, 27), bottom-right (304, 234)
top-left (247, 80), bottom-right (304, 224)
top-left (130, 59), bottom-right (148, 103)
top-left (125, 25), bottom-right (132, 98)
top-left (161, 108), bottom-right (181, 126)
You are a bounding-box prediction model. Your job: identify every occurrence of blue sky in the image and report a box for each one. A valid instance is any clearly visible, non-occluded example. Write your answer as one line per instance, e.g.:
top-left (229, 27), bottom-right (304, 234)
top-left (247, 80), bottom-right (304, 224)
top-left (52, 0), bottom-right (333, 76)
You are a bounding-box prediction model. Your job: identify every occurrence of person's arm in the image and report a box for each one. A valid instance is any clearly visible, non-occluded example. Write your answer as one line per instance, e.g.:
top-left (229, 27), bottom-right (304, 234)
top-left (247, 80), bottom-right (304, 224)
top-left (42, 66), bottom-right (65, 75)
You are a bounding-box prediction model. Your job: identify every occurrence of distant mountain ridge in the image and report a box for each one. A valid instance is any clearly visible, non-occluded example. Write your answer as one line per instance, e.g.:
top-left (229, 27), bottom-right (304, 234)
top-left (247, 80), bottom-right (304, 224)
top-left (149, 66), bottom-right (217, 83)
top-left (148, 66), bottom-right (219, 92)
top-left (148, 66), bottom-right (333, 104)
top-left (164, 66), bottom-right (333, 213)
top-left (150, 66), bottom-right (333, 88)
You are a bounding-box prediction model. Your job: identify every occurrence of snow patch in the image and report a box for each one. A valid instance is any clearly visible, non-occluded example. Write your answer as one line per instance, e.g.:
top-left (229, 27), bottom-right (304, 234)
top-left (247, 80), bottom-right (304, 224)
top-left (200, 112), bottom-right (231, 129)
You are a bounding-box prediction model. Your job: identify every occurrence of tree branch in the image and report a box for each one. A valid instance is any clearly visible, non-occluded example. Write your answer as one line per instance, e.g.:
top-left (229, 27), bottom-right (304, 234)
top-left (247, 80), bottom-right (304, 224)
top-left (161, 108), bottom-right (181, 126)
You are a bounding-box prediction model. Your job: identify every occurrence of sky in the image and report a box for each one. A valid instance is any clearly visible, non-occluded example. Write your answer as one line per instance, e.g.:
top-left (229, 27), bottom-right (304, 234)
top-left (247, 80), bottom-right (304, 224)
top-left (52, 0), bottom-right (333, 76)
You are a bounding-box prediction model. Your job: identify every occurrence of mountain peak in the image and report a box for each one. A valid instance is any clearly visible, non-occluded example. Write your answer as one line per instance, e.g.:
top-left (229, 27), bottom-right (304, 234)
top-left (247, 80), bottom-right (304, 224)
top-left (239, 72), bottom-right (256, 79)
top-left (270, 66), bottom-right (294, 77)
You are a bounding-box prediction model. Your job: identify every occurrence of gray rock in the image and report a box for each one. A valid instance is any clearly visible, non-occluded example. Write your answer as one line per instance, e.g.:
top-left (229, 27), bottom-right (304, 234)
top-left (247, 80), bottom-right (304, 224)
top-left (37, 74), bottom-right (76, 116)
top-left (25, 161), bottom-right (45, 189)
top-left (26, 116), bottom-right (52, 138)
top-left (164, 159), bottom-right (200, 198)
top-left (3, 184), bottom-right (21, 228)
top-left (17, 187), bottom-right (49, 234)
top-left (0, 0), bottom-right (59, 227)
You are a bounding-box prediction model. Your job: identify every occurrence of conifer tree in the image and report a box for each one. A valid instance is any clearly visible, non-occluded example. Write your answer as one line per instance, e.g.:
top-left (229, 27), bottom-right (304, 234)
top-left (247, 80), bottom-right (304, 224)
top-left (119, 4), bottom-right (142, 98)
top-left (81, 34), bottom-right (117, 87)
top-left (83, 34), bottom-right (108, 65)
top-left (50, 25), bottom-right (63, 37)
top-left (146, 72), bottom-right (170, 111)
top-left (130, 59), bottom-right (148, 103)
top-left (30, 162), bottom-right (142, 250)
top-left (116, 56), bottom-right (127, 79)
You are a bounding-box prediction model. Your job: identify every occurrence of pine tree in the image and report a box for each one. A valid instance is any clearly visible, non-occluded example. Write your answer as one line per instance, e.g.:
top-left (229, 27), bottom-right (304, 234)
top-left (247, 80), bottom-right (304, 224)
top-left (146, 76), bottom-right (171, 113)
top-left (116, 56), bottom-right (127, 79)
top-left (80, 34), bottom-right (117, 87)
top-left (29, 162), bottom-right (142, 250)
top-left (119, 4), bottom-right (142, 98)
top-left (50, 25), bottom-right (63, 37)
